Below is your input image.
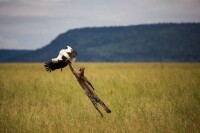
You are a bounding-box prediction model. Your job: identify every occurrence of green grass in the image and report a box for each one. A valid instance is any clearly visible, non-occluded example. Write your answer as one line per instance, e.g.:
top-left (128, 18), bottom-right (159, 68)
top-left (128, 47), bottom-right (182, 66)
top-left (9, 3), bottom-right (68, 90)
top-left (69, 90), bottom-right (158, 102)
top-left (0, 63), bottom-right (200, 133)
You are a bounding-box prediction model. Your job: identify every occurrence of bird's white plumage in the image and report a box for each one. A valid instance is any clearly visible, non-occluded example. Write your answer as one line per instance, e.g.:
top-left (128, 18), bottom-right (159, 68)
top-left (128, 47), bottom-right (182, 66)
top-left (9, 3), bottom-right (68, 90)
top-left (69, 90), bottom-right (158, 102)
top-left (51, 46), bottom-right (75, 63)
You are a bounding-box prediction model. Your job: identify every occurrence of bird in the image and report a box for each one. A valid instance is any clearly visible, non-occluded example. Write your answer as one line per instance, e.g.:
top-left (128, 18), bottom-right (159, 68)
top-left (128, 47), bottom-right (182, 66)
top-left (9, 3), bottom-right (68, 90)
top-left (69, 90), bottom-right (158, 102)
top-left (44, 46), bottom-right (77, 72)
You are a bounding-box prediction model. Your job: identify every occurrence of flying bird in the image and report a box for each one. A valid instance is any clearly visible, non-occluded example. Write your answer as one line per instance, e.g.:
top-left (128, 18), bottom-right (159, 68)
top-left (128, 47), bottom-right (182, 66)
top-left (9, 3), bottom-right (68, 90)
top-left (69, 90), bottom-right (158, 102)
top-left (44, 46), bottom-right (77, 72)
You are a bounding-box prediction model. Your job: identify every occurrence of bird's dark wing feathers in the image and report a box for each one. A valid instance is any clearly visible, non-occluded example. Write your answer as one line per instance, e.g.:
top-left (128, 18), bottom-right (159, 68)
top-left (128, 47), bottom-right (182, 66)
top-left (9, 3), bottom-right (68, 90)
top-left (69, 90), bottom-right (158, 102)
top-left (44, 51), bottom-right (77, 72)
top-left (44, 60), bottom-right (68, 72)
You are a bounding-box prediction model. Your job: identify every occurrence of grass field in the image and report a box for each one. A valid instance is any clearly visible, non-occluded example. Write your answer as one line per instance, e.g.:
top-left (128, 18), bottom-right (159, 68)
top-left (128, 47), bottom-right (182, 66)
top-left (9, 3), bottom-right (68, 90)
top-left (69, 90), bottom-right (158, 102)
top-left (0, 63), bottom-right (200, 133)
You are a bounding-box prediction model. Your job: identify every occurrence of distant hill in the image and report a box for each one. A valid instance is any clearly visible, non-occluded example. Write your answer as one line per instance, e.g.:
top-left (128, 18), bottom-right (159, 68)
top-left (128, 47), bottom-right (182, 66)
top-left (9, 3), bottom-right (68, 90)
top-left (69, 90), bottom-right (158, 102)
top-left (0, 49), bottom-right (33, 62)
top-left (1, 23), bottom-right (200, 62)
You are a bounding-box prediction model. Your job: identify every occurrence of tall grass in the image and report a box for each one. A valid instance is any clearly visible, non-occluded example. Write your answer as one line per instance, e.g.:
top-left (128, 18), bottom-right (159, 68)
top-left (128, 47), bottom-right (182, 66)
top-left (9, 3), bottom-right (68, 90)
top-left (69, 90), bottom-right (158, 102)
top-left (0, 63), bottom-right (200, 133)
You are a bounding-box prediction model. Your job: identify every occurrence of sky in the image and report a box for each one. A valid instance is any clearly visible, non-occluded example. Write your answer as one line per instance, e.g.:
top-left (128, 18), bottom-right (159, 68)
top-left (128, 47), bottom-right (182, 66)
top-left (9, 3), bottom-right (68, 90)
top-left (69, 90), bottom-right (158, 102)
top-left (0, 0), bottom-right (200, 50)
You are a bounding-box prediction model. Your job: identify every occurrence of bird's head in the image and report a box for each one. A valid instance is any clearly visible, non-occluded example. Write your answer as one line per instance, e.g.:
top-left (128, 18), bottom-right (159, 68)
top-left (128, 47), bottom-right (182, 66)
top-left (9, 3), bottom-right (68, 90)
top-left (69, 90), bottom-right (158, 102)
top-left (65, 45), bottom-right (73, 51)
top-left (65, 45), bottom-right (69, 49)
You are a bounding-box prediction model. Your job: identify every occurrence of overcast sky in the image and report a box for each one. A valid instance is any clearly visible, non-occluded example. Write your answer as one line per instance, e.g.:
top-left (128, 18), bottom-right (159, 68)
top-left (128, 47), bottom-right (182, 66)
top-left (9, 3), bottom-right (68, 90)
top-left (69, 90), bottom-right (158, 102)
top-left (0, 0), bottom-right (200, 50)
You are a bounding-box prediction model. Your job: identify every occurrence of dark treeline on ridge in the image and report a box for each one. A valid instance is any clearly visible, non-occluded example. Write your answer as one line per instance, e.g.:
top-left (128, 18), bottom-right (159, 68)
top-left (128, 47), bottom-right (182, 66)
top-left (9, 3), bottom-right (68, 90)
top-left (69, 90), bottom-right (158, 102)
top-left (1, 23), bottom-right (200, 62)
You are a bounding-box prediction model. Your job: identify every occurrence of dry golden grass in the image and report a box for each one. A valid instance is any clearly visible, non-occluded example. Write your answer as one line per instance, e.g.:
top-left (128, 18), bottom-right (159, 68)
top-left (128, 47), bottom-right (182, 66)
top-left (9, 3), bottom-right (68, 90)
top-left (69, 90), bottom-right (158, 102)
top-left (0, 63), bottom-right (200, 133)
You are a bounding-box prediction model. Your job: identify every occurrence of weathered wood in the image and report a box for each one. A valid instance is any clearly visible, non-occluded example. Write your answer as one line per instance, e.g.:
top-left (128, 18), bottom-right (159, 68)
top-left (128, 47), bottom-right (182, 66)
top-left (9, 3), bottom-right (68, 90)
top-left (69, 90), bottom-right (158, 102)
top-left (68, 63), bottom-right (111, 117)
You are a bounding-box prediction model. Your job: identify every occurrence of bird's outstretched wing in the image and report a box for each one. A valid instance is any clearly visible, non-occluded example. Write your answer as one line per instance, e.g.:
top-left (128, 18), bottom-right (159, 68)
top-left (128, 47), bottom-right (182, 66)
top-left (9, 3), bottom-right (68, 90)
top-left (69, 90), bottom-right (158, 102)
top-left (44, 49), bottom-right (77, 72)
top-left (44, 60), bottom-right (68, 72)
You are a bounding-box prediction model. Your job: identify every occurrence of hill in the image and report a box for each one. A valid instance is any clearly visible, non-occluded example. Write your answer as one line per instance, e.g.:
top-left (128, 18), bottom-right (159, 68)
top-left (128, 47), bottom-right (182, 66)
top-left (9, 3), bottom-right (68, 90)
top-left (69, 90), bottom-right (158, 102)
top-left (2, 23), bottom-right (200, 62)
top-left (0, 49), bottom-right (32, 62)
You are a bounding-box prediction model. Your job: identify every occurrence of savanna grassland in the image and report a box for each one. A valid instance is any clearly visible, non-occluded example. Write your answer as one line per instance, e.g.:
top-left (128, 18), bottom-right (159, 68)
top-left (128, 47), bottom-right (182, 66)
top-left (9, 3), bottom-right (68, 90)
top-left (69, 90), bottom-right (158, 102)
top-left (0, 63), bottom-right (200, 133)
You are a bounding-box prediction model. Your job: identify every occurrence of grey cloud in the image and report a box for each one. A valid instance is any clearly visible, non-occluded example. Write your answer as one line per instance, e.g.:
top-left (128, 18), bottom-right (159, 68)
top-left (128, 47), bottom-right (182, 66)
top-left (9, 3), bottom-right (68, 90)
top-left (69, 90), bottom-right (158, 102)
top-left (0, 0), bottom-right (200, 49)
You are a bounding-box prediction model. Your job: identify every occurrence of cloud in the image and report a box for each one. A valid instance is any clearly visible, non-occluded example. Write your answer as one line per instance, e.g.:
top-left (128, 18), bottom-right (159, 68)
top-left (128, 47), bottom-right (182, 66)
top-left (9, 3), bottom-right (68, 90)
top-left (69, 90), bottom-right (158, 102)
top-left (0, 35), bottom-right (20, 49)
top-left (0, 0), bottom-right (71, 17)
top-left (0, 0), bottom-right (200, 49)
